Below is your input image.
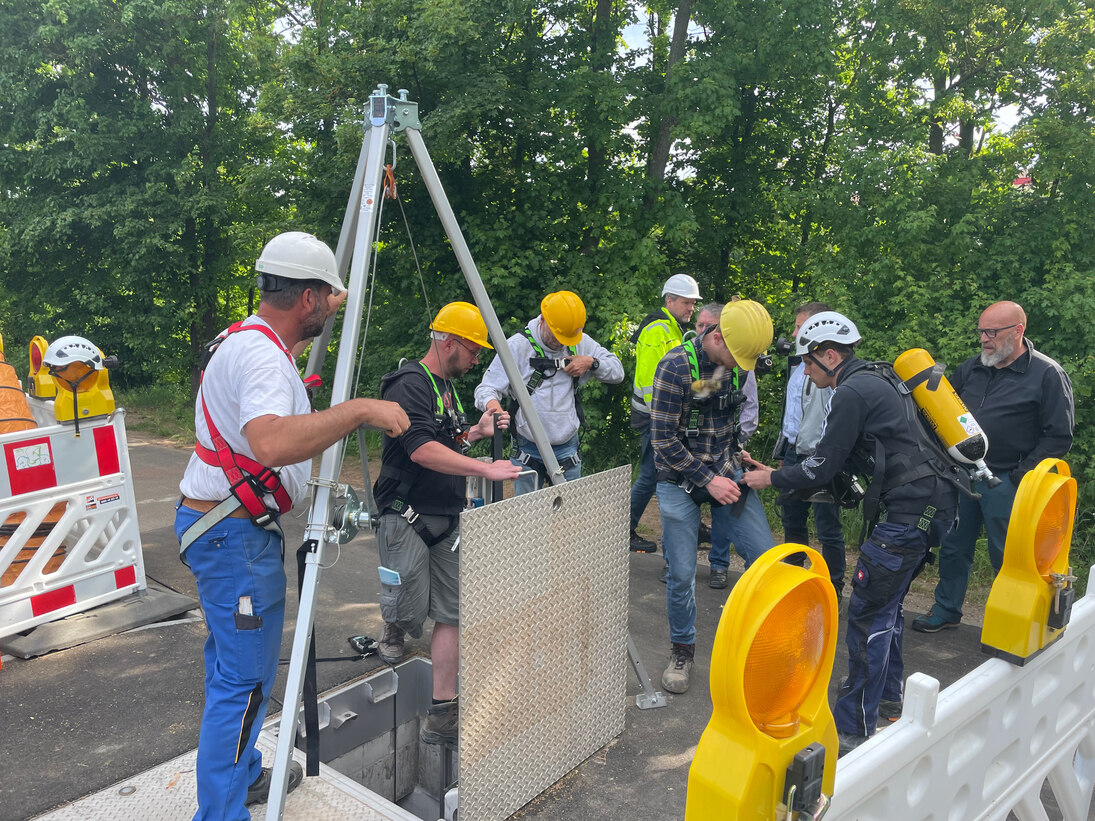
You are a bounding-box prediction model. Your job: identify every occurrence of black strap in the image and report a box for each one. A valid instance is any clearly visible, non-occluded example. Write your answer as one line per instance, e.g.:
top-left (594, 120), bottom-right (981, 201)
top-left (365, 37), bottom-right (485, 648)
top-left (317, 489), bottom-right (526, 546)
top-left (522, 328), bottom-right (584, 426)
top-left (384, 504), bottom-right (459, 548)
top-left (295, 539), bottom-right (321, 777)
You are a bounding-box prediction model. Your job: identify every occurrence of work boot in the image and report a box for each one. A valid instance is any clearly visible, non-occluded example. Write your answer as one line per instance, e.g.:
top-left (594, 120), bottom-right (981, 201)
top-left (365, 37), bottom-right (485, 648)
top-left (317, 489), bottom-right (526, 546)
top-left (708, 567), bottom-right (728, 589)
top-left (911, 609), bottom-right (960, 633)
top-left (378, 622), bottom-right (406, 665)
top-left (697, 521), bottom-right (712, 546)
top-left (244, 761), bottom-right (303, 807)
top-left (878, 699), bottom-right (903, 724)
top-left (421, 699), bottom-right (458, 746)
top-left (630, 530), bottom-right (657, 553)
top-left (661, 643), bottom-right (695, 694)
top-left (837, 731), bottom-right (870, 758)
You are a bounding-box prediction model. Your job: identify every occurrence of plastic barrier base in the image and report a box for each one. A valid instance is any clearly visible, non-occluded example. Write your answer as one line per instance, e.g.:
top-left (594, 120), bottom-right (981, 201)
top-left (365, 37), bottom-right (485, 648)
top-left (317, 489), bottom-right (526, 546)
top-left (0, 582), bottom-right (196, 659)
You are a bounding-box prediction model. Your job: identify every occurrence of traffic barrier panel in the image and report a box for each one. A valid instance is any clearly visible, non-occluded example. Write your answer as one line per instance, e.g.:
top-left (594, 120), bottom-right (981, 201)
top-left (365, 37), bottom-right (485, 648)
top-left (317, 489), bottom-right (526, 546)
top-left (0, 411), bottom-right (146, 640)
top-left (828, 567), bottom-right (1095, 820)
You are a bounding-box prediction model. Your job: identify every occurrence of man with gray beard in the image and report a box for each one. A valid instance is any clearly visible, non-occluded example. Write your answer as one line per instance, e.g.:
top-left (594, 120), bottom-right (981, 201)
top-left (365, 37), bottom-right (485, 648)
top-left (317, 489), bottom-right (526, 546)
top-left (913, 301), bottom-right (1074, 634)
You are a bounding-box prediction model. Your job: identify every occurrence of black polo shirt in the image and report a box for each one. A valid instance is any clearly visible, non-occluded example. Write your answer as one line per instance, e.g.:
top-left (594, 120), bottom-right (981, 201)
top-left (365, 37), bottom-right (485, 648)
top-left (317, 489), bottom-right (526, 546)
top-left (950, 339), bottom-right (1074, 476)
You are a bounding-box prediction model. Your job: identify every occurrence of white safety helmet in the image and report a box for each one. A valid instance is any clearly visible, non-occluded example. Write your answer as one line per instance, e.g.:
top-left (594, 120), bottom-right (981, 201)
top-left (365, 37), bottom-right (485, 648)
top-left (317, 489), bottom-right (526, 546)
top-left (795, 311), bottom-right (861, 355)
top-left (43, 336), bottom-right (104, 371)
top-left (661, 273), bottom-right (701, 300)
top-left (255, 231), bottom-right (345, 294)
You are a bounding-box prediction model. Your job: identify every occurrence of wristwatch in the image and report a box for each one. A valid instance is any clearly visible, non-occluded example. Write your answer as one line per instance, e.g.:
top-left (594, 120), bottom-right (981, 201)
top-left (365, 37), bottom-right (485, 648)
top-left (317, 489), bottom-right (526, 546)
top-left (591, 358), bottom-right (600, 371)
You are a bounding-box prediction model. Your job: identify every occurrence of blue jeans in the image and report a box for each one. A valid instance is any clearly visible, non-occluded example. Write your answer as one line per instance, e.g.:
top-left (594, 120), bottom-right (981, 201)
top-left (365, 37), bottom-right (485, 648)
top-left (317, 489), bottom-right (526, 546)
top-left (657, 479), bottom-right (775, 645)
top-left (175, 506), bottom-right (286, 821)
top-left (834, 521), bottom-right (930, 737)
top-left (930, 476), bottom-right (1016, 621)
top-left (629, 426), bottom-right (657, 531)
top-left (779, 451), bottom-right (848, 594)
top-left (513, 433), bottom-right (581, 495)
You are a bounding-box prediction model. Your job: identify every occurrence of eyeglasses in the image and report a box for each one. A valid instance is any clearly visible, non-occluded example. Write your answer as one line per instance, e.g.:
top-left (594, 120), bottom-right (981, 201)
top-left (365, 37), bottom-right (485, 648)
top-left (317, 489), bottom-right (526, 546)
top-left (977, 324), bottom-right (1019, 339)
top-left (455, 339), bottom-right (482, 360)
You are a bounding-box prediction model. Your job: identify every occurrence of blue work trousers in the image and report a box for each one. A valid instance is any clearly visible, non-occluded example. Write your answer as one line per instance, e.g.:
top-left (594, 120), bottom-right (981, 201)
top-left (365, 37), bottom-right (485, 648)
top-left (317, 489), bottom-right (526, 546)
top-left (930, 476), bottom-right (1016, 622)
top-left (629, 426), bottom-right (658, 530)
top-left (657, 480), bottom-right (775, 645)
top-left (175, 506), bottom-right (286, 821)
top-left (513, 433), bottom-right (581, 495)
top-left (779, 451), bottom-right (848, 595)
top-left (834, 521), bottom-right (929, 737)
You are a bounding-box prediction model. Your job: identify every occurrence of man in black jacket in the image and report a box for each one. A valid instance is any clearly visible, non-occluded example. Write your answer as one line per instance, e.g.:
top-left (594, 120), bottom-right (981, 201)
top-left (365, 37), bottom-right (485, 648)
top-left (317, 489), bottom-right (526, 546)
top-left (742, 311), bottom-right (957, 755)
top-left (913, 301), bottom-right (1074, 633)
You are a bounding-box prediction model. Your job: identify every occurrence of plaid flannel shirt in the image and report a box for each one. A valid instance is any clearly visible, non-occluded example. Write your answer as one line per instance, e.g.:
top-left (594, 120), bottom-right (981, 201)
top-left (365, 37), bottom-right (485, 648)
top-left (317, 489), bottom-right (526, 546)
top-left (650, 343), bottom-right (739, 488)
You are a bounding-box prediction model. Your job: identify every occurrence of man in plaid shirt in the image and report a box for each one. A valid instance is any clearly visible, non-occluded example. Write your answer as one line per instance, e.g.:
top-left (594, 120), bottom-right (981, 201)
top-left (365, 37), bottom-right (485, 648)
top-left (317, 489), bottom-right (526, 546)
top-left (650, 299), bottom-right (776, 694)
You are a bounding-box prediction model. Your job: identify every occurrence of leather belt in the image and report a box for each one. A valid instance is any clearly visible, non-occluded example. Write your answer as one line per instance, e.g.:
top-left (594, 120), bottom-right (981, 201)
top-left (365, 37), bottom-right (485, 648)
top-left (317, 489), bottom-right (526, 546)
top-left (181, 496), bottom-right (251, 518)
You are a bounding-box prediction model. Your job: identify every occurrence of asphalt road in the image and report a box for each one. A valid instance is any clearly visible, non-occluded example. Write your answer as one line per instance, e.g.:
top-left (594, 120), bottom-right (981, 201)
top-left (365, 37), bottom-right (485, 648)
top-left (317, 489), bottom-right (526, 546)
top-left (0, 432), bottom-right (1003, 820)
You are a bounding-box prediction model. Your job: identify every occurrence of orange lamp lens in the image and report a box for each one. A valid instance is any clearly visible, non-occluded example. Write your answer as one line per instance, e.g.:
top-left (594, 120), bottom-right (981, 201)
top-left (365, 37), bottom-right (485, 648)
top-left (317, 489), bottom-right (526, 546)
top-left (1034, 485), bottom-right (1071, 576)
top-left (743, 578), bottom-right (828, 736)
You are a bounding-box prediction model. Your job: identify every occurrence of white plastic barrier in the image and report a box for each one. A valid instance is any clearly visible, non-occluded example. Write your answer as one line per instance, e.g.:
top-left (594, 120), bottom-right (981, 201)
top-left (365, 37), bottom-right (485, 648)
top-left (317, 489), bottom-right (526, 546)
top-left (830, 570), bottom-right (1095, 821)
top-left (0, 411), bottom-right (146, 639)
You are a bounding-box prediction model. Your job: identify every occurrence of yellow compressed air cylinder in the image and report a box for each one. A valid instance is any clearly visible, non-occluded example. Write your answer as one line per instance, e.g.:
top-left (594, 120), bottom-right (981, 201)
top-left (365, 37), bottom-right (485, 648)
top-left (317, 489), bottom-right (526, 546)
top-left (894, 348), bottom-right (996, 484)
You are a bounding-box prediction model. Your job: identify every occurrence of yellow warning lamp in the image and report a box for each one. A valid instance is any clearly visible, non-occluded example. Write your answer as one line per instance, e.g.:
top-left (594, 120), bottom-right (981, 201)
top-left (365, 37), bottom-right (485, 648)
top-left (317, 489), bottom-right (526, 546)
top-left (981, 458), bottom-right (1077, 665)
top-left (686, 544), bottom-right (838, 821)
top-left (28, 336), bottom-right (58, 398)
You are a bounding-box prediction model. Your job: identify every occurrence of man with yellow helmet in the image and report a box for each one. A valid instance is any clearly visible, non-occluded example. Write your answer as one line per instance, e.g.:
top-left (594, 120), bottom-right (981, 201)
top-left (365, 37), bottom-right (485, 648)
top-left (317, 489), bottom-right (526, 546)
top-left (475, 291), bottom-right (623, 494)
top-left (370, 301), bottom-right (521, 747)
top-left (650, 299), bottom-right (777, 695)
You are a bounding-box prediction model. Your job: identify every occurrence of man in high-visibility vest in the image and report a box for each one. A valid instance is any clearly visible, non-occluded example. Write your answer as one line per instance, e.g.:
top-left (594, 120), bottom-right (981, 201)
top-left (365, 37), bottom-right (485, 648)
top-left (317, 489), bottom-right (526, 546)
top-left (629, 274), bottom-right (701, 552)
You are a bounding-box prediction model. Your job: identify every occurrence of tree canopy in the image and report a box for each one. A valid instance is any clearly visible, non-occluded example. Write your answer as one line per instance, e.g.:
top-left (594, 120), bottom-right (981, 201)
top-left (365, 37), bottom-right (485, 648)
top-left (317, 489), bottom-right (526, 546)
top-left (2, 0), bottom-right (1093, 553)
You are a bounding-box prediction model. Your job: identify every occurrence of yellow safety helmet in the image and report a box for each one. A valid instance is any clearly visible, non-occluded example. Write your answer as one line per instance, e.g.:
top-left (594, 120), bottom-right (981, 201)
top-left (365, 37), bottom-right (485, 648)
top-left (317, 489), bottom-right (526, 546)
top-left (719, 300), bottom-right (774, 371)
top-left (430, 301), bottom-right (493, 349)
top-left (541, 291), bottom-right (586, 347)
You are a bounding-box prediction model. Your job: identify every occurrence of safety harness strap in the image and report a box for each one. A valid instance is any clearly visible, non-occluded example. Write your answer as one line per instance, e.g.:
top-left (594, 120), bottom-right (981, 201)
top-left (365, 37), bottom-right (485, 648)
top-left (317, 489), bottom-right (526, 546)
top-left (180, 321), bottom-right (298, 563)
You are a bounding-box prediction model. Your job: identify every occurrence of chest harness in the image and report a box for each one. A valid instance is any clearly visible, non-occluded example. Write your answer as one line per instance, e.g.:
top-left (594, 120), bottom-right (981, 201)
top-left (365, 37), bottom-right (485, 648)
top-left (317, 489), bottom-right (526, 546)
top-left (378, 363), bottom-right (467, 548)
top-left (511, 329), bottom-right (583, 481)
top-left (179, 321), bottom-right (307, 563)
top-left (659, 339), bottom-right (745, 496)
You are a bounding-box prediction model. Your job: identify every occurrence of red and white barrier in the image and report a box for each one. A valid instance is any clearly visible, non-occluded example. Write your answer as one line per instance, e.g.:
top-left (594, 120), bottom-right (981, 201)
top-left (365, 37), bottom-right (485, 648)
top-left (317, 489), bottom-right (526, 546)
top-left (0, 411), bottom-right (146, 639)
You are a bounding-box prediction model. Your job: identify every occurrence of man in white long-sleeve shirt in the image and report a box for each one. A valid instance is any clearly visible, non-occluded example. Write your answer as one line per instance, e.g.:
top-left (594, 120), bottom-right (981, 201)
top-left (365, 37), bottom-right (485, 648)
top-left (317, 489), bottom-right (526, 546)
top-left (475, 290), bottom-right (623, 494)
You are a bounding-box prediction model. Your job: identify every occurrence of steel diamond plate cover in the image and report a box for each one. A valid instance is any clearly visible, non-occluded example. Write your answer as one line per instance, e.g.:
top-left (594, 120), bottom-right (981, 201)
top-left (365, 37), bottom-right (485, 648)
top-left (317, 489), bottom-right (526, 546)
top-left (458, 466), bottom-right (630, 820)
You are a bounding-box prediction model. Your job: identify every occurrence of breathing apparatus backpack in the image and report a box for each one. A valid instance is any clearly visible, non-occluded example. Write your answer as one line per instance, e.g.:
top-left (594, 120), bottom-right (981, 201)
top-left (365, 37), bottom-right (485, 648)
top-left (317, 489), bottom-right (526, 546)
top-left (849, 356), bottom-right (984, 537)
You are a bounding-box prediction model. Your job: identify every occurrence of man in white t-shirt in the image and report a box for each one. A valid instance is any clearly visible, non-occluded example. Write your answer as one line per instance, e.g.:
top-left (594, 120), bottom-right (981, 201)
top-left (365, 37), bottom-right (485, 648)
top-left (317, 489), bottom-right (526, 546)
top-left (174, 232), bottom-right (409, 821)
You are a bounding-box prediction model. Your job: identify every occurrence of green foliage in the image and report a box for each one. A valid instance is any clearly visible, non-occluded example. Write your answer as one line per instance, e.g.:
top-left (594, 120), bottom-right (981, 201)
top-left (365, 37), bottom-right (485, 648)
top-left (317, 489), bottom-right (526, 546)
top-left (1, 0), bottom-right (1092, 567)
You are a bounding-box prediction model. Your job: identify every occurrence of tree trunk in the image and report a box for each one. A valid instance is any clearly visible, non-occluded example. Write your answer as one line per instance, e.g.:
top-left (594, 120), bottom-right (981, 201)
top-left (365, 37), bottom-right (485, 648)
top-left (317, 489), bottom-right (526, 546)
top-left (643, 0), bottom-right (694, 206)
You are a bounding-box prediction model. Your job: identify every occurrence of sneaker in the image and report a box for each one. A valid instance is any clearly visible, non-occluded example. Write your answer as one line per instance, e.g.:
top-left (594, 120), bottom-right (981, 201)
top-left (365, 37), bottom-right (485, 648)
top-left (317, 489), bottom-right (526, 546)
top-left (661, 643), bottom-right (695, 694)
top-left (697, 521), bottom-right (712, 546)
top-left (630, 530), bottom-right (657, 553)
top-left (911, 610), bottom-right (960, 633)
top-left (378, 622), bottom-right (406, 664)
top-left (878, 699), bottom-right (903, 723)
top-left (708, 567), bottom-right (728, 589)
top-left (837, 731), bottom-right (870, 758)
top-left (244, 761), bottom-right (303, 807)
top-left (421, 699), bottom-right (458, 746)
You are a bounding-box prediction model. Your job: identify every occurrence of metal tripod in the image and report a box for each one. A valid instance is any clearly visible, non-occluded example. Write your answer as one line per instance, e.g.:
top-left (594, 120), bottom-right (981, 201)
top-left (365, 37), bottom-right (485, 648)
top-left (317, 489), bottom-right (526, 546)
top-left (265, 84), bottom-right (663, 821)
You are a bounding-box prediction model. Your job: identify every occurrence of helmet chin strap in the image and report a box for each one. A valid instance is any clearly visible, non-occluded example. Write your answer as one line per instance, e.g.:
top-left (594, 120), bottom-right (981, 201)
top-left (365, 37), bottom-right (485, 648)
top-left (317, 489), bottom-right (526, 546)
top-left (804, 350), bottom-right (851, 379)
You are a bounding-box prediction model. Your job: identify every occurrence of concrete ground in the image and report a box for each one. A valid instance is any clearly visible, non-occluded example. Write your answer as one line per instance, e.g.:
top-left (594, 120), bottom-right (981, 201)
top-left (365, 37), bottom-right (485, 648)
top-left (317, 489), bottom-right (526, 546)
top-left (0, 433), bottom-right (1012, 820)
